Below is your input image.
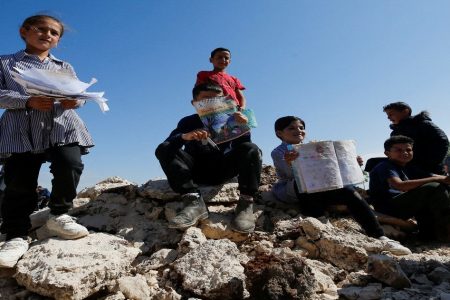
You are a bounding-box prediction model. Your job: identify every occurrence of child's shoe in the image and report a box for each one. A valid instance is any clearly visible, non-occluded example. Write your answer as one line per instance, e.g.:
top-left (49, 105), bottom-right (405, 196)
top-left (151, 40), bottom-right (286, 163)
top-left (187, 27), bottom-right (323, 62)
top-left (46, 214), bottom-right (89, 239)
top-left (168, 193), bottom-right (208, 230)
top-left (232, 195), bottom-right (256, 233)
top-left (0, 237), bottom-right (29, 268)
top-left (379, 236), bottom-right (412, 256)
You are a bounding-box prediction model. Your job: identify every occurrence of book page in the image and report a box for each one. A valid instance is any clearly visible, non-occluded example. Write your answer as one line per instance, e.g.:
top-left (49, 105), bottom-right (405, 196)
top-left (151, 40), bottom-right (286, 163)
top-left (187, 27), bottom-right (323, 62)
top-left (292, 141), bottom-right (343, 193)
top-left (333, 140), bottom-right (365, 185)
top-left (192, 96), bottom-right (252, 144)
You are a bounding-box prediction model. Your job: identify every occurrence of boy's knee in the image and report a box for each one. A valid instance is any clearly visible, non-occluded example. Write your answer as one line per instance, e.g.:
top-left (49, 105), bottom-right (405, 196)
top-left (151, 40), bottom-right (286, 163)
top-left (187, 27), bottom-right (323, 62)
top-left (155, 142), bottom-right (171, 160)
top-left (241, 142), bottom-right (262, 161)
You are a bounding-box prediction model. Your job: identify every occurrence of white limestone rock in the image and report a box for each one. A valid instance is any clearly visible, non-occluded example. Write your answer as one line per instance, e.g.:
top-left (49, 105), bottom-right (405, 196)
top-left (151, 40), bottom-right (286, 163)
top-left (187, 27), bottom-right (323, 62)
top-left (117, 274), bottom-right (151, 300)
top-left (177, 227), bottom-right (207, 256)
top-left (139, 178), bottom-right (240, 203)
top-left (77, 176), bottom-right (136, 200)
top-left (299, 217), bottom-right (390, 271)
top-left (367, 254), bottom-right (411, 289)
top-left (138, 178), bottom-right (179, 200)
top-left (76, 193), bottom-right (181, 253)
top-left (135, 248), bottom-right (178, 273)
top-left (200, 207), bottom-right (250, 243)
top-left (304, 259), bottom-right (339, 299)
top-left (15, 233), bottom-right (141, 300)
top-left (173, 239), bottom-right (248, 299)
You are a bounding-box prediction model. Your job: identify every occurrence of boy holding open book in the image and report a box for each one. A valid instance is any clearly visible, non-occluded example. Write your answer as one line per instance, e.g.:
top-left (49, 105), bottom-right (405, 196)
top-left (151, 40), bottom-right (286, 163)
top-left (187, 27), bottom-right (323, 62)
top-left (271, 116), bottom-right (411, 255)
top-left (155, 83), bottom-right (261, 233)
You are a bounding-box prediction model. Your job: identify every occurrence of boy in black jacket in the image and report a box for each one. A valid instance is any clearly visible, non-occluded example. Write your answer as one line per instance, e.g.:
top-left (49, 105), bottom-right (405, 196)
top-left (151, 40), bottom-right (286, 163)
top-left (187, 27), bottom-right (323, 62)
top-left (155, 83), bottom-right (261, 233)
top-left (383, 101), bottom-right (449, 174)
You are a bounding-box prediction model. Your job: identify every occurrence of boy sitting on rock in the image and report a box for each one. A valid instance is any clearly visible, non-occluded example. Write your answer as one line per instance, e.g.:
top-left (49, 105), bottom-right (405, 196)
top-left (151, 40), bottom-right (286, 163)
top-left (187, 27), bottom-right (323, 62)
top-left (155, 83), bottom-right (262, 233)
top-left (370, 135), bottom-right (450, 242)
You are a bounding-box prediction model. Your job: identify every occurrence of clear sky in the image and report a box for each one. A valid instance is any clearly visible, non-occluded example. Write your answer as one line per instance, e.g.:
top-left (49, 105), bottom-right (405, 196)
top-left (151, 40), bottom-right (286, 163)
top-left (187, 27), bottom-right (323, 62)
top-left (1, 1), bottom-right (449, 190)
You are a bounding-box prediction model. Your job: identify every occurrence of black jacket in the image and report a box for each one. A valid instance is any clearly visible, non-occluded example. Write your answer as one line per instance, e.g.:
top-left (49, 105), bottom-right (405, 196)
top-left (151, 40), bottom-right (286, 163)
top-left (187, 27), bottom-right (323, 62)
top-left (156, 114), bottom-right (251, 160)
top-left (390, 111), bottom-right (449, 174)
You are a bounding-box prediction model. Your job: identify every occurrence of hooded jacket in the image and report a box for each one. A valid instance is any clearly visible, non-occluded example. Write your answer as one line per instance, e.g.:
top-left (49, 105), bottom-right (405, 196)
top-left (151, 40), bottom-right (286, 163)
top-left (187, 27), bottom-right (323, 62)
top-left (390, 111), bottom-right (449, 174)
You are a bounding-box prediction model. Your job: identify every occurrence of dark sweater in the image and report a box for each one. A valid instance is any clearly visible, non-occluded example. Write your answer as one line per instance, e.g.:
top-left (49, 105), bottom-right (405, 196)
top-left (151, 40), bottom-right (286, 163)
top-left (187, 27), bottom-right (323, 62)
top-left (156, 114), bottom-right (251, 160)
top-left (390, 111), bottom-right (449, 174)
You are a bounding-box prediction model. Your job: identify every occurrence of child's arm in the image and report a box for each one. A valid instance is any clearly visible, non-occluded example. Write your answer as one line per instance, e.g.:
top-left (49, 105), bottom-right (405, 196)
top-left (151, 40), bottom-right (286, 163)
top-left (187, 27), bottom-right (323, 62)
top-left (25, 96), bottom-right (55, 111)
top-left (388, 174), bottom-right (450, 192)
top-left (236, 89), bottom-right (246, 109)
top-left (181, 129), bottom-right (209, 141)
top-left (0, 67), bottom-right (29, 109)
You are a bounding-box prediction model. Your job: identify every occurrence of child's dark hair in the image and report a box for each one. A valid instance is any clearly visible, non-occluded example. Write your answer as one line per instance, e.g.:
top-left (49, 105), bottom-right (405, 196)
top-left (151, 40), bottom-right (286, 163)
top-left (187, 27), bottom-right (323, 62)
top-left (383, 102), bottom-right (412, 116)
top-left (21, 15), bottom-right (65, 38)
top-left (192, 83), bottom-right (223, 99)
top-left (384, 135), bottom-right (414, 151)
top-left (274, 116), bottom-right (305, 139)
top-left (211, 47), bottom-right (231, 58)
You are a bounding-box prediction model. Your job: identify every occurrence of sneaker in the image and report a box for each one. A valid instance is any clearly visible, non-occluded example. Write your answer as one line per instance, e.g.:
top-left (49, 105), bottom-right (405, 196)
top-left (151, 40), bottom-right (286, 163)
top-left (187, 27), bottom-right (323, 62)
top-left (168, 193), bottom-right (208, 230)
top-left (379, 236), bottom-right (412, 256)
top-left (232, 197), bottom-right (255, 233)
top-left (0, 238), bottom-right (29, 268)
top-left (46, 214), bottom-right (89, 239)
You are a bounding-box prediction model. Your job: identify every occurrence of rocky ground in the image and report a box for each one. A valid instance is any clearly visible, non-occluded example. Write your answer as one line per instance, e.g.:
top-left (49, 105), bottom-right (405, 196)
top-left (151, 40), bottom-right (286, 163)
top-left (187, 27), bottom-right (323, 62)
top-left (1, 165), bottom-right (450, 300)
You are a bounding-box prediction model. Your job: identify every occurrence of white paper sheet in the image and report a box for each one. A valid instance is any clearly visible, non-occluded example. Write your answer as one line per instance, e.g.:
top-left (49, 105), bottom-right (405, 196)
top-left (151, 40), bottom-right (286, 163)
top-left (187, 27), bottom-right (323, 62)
top-left (11, 67), bottom-right (109, 112)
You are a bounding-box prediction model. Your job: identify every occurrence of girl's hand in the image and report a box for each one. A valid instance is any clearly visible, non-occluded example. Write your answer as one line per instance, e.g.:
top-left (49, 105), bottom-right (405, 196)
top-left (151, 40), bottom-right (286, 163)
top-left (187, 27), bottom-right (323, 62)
top-left (60, 99), bottom-right (83, 110)
top-left (26, 96), bottom-right (55, 111)
top-left (181, 129), bottom-right (209, 141)
top-left (284, 150), bottom-right (299, 166)
top-left (233, 112), bottom-right (248, 124)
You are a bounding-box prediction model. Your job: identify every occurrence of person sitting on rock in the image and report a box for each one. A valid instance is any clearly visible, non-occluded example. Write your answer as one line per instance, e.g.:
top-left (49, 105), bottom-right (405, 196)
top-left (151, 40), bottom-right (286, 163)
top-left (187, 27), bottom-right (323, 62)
top-left (369, 135), bottom-right (450, 242)
top-left (270, 116), bottom-right (411, 255)
top-left (383, 101), bottom-right (449, 175)
top-left (155, 83), bottom-right (262, 233)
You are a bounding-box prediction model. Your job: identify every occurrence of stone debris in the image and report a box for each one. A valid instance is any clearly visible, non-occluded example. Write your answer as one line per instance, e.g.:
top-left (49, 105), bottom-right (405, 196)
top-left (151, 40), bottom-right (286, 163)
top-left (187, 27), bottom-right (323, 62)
top-left (0, 165), bottom-right (449, 299)
top-left (367, 254), bottom-right (411, 289)
top-left (15, 233), bottom-right (140, 300)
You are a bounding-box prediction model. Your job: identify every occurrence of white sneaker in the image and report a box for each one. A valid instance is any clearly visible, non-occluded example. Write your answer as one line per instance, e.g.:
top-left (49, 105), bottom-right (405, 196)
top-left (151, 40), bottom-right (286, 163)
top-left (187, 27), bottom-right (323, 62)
top-left (46, 214), bottom-right (89, 240)
top-left (0, 238), bottom-right (29, 268)
top-left (379, 236), bottom-right (412, 256)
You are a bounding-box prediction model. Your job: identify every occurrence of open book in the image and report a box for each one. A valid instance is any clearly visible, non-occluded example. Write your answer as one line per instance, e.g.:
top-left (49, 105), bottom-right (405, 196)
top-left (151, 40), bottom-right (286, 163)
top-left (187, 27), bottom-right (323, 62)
top-left (192, 96), bottom-right (257, 144)
top-left (290, 140), bottom-right (364, 193)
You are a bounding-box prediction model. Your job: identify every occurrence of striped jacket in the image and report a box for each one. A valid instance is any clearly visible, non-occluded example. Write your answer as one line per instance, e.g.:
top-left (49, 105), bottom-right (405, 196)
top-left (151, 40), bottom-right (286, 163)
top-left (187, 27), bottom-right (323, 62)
top-left (0, 50), bottom-right (94, 155)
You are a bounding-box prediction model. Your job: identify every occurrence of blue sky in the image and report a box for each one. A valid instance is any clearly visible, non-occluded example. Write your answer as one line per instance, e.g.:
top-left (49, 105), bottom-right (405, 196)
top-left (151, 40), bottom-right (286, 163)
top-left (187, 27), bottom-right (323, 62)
top-left (1, 1), bottom-right (449, 190)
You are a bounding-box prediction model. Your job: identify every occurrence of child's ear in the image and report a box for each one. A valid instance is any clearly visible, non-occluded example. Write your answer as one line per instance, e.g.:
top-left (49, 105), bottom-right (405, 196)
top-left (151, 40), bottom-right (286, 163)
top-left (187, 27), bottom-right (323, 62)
top-left (19, 27), bottom-right (27, 40)
top-left (384, 150), bottom-right (390, 157)
top-left (191, 100), bottom-right (194, 105)
top-left (209, 57), bottom-right (213, 63)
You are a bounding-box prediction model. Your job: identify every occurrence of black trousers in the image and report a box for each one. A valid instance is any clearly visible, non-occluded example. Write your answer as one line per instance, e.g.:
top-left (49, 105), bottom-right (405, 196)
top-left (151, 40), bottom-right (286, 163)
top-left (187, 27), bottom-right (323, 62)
top-left (156, 141), bottom-right (262, 197)
top-left (295, 184), bottom-right (384, 238)
top-left (0, 144), bottom-right (83, 239)
top-left (375, 182), bottom-right (450, 241)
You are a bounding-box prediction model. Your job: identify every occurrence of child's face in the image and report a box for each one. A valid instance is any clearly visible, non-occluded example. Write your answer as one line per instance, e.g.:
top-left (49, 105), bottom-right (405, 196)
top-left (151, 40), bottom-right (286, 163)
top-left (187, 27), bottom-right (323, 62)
top-left (192, 90), bottom-right (223, 103)
top-left (210, 51), bottom-right (231, 71)
top-left (276, 120), bottom-right (306, 145)
top-left (385, 108), bottom-right (410, 125)
top-left (385, 143), bottom-right (413, 165)
top-left (20, 18), bottom-right (62, 54)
